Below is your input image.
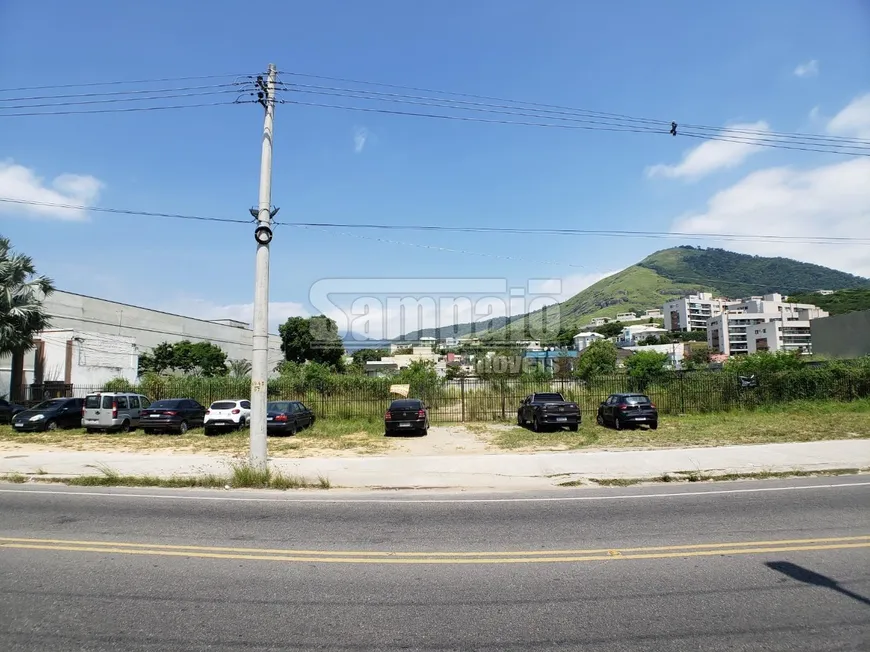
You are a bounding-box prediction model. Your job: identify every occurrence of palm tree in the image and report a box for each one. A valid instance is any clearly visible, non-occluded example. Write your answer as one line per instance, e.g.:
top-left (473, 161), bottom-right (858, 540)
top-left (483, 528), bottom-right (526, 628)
top-left (0, 237), bottom-right (54, 357)
top-left (229, 358), bottom-right (252, 378)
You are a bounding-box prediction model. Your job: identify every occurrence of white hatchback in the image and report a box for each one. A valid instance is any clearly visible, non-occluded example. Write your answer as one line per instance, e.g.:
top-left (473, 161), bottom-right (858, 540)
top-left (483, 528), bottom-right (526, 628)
top-left (203, 399), bottom-right (251, 435)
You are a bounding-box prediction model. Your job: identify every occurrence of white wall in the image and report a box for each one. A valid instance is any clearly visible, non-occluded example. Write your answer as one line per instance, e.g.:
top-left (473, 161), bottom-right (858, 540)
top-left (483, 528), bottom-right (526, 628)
top-left (43, 291), bottom-right (284, 370)
top-left (39, 330), bottom-right (138, 387)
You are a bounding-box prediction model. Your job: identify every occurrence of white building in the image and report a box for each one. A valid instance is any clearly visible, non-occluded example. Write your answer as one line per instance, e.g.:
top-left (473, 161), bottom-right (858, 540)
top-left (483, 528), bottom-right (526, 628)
top-left (615, 312), bottom-right (643, 323)
top-left (622, 342), bottom-right (685, 369)
top-left (746, 321), bottom-right (813, 354)
top-left (663, 292), bottom-right (736, 332)
top-left (643, 308), bottom-right (663, 319)
top-left (573, 331), bottom-right (605, 352)
top-left (587, 317), bottom-right (611, 328)
top-left (616, 324), bottom-right (668, 347)
top-left (365, 346), bottom-right (445, 377)
top-left (707, 294), bottom-right (827, 356)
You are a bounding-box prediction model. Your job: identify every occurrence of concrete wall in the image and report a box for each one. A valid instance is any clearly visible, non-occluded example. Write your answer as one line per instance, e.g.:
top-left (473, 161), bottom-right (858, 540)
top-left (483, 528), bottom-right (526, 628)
top-left (42, 291), bottom-right (284, 369)
top-left (39, 330), bottom-right (138, 386)
top-left (811, 310), bottom-right (870, 359)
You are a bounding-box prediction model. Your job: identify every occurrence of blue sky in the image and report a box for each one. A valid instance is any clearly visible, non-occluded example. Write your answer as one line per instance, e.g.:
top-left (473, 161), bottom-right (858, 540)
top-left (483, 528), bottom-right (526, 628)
top-left (1, 0), bottom-right (869, 338)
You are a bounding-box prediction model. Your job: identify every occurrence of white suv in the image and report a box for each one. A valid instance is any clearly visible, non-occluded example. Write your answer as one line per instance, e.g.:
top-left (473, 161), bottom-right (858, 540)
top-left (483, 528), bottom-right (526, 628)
top-left (203, 399), bottom-right (251, 435)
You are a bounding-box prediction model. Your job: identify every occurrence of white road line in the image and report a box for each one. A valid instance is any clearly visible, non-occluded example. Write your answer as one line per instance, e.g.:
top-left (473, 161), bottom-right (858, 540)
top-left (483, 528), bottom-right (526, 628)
top-left (0, 481), bottom-right (868, 504)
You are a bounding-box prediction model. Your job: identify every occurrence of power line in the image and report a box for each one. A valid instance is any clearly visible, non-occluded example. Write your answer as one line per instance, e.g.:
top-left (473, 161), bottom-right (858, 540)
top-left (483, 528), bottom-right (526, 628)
top-left (0, 99), bottom-right (252, 117)
top-left (0, 198), bottom-right (253, 224)
top-left (0, 82), bottom-right (247, 103)
top-left (0, 72), bottom-right (258, 94)
top-left (278, 70), bottom-right (870, 149)
top-left (0, 87), bottom-right (248, 110)
top-left (3, 196), bottom-right (867, 246)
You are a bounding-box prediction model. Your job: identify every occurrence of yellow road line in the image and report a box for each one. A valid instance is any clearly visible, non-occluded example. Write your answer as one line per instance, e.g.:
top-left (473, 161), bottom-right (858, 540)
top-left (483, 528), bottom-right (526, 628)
top-left (1, 541), bottom-right (869, 564)
top-left (1, 534), bottom-right (868, 558)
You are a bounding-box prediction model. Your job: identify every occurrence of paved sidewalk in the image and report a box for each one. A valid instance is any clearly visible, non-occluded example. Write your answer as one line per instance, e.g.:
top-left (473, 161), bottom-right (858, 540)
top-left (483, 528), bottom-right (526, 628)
top-left (2, 439), bottom-right (869, 489)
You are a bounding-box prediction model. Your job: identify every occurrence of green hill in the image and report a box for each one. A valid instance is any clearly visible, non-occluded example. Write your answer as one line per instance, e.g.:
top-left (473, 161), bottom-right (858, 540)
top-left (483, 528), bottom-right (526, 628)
top-left (400, 247), bottom-right (869, 342)
top-left (785, 288), bottom-right (870, 315)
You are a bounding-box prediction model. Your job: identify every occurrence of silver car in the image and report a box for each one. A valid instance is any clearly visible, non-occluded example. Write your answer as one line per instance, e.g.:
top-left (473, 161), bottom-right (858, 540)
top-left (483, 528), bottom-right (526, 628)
top-left (82, 392), bottom-right (151, 433)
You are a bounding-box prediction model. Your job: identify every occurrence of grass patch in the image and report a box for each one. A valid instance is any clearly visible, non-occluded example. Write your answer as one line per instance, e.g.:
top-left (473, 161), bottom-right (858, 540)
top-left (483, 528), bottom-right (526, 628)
top-left (0, 462), bottom-right (332, 490)
top-left (558, 467), bottom-right (867, 487)
top-left (0, 417), bottom-right (389, 457)
top-left (486, 399), bottom-right (870, 451)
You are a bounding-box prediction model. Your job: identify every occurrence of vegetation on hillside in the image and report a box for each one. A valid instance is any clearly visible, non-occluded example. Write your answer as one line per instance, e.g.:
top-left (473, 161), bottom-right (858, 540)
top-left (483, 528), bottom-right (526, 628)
top-left (639, 246), bottom-right (869, 298)
top-left (786, 288), bottom-right (870, 316)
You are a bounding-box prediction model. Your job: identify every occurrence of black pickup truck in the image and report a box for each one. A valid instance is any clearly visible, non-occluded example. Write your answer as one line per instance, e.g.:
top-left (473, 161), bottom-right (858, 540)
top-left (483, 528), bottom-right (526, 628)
top-left (517, 392), bottom-right (581, 432)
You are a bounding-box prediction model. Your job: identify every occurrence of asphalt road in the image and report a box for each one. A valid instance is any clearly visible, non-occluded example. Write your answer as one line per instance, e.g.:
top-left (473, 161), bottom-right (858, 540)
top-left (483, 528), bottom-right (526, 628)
top-left (1, 477), bottom-right (869, 651)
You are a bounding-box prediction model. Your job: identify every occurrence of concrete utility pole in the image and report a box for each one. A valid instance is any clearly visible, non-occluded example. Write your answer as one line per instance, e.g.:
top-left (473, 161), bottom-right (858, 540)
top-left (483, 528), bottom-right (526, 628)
top-left (249, 63), bottom-right (277, 470)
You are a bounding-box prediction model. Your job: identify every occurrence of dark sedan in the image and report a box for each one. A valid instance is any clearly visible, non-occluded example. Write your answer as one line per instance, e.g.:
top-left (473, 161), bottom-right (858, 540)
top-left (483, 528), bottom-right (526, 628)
top-left (384, 399), bottom-right (429, 436)
top-left (597, 393), bottom-right (658, 430)
top-left (266, 401), bottom-right (315, 436)
top-left (0, 398), bottom-right (26, 425)
top-left (11, 397), bottom-right (84, 432)
top-left (139, 398), bottom-right (206, 434)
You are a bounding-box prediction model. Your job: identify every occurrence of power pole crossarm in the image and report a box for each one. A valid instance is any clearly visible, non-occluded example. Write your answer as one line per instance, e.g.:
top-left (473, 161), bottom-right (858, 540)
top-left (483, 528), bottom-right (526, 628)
top-left (249, 63), bottom-right (277, 471)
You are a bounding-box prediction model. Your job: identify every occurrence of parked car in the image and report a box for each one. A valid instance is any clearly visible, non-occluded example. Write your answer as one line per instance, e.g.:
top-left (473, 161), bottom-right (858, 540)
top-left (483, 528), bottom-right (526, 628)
top-left (517, 392), bottom-right (580, 432)
top-left (597, 393), bottom-right (658, 430)
top-left (266, 401), bottom-right (315, 436)
top-left (82, 392), bottom-right (151, 433)
top-left (139, 398), bottom-right (206, 434)
top-left (384, 398), bottom-right (429, 436)
top-left (204, 399), bottom-right (251, 435)
top-left (0, 398), bottom-right (26, 425)
top-left (11, 397), bottom-right (84, 432)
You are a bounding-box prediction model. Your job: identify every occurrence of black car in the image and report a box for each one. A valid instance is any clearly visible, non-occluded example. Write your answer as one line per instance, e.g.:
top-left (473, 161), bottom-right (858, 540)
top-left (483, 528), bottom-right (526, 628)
top-left (266, 401), bottom-right (315, 436)
top-left (517, 392), bottom-right (580, 432)
top-left (0, 398), bottom-right (26, 425)
top-left (597, 393), bottom-right (658, 430)
top-left (384, 399), bottom-right (429, 436)
top-left (139, 398), bottom-right (206, 434)
top-left (11, 397), bottom-right (84, 432)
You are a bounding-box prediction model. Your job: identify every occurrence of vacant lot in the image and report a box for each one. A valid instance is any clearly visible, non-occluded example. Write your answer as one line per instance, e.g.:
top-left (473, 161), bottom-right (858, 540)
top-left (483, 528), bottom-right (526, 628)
top-left (482, 399), bottom-right (870, 451)
top-left (1, 400), bottom-right (867, 457)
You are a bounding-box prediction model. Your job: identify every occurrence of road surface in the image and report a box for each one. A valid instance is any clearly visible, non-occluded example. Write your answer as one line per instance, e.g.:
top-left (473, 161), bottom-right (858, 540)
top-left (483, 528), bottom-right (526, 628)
top-left (1, 477), bottom-right (869, 651)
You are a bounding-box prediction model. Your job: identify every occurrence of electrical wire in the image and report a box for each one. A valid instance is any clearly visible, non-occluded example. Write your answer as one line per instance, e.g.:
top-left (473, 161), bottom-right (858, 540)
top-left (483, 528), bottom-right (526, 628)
top-left (0, 73), bottom-right (259, 94)
top-left (278, 70), bottom-right (870, 148)
top-left (0, 82), bottom-right (249, 103)
top-left (0, 87), bottom-right (250, 110)
top-left (3, 196), bottom-right (867, 246)
top-left (0, 198), bottom-right (253, 224)
top-left (0, 99), bottom-right (252, 117)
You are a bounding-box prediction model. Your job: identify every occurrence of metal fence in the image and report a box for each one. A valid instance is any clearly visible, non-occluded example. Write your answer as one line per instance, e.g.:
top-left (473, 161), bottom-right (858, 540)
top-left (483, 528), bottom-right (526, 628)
top-left (24, 366), bottom-right (870, 422)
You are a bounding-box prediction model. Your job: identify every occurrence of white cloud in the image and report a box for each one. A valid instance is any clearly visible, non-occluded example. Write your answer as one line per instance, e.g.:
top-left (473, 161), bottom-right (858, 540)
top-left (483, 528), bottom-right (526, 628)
top-left (827, 92), bottom-right (870, 139)
top-left (793, 59), bottom-right (819, 78)
top-left (646, 121), bottom-right (770, 180)
top-left (162, 298), bottom-right (310, 334)
top-left (671, 157), bottom-right (870, 277)
top-left (353, 127), bottom-right (369, 154)
top-left (0, 160), bottom-right (103, 221)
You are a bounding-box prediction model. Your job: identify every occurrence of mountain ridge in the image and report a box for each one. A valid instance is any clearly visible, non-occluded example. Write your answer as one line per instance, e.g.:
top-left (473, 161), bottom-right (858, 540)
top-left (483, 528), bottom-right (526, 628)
top-left (397, 246), bottom-right (870, 342)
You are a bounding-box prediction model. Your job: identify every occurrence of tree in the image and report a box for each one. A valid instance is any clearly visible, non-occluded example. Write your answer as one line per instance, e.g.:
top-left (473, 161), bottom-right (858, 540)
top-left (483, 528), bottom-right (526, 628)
top-left (137, 340), bottom-right (228, 377)
top-left (351, 348), bottom-right (388, 371)
top-left (573, 340), bottom-right (618, 381)
top-left (228, 359), bottom-right (253, 378)
top-left (0, 237), bottom-right (54, 357)
top-left (593, 321), bottom-right (625, 338)
top-left (279, 315), bottom-right (346, 370)
top-left (624, 350), bottom-right (669, 391)
top-left (724, 351), bottom-right (804, 376)
top-left (682, 345), bottom-right (711, 370)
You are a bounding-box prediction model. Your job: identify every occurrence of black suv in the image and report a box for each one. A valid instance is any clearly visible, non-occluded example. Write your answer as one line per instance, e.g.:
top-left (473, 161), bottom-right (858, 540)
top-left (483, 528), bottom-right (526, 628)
top-left (597, 393), bottom-right (658, 430)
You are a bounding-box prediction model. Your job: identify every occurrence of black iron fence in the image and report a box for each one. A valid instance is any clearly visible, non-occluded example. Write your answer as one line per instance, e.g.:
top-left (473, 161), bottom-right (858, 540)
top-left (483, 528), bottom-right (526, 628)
top-left (35, 365), bottom-right (870, 422)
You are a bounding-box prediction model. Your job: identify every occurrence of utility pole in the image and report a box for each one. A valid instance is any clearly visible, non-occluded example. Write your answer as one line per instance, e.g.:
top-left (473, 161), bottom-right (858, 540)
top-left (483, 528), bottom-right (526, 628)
top-left (249, 63), bottom-right (277, 471)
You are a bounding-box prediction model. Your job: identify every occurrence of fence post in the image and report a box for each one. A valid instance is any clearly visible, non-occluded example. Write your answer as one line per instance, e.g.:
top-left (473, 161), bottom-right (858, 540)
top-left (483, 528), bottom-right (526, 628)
top-left (460, 376), bottom-right (466, 422)
top-left (679, 371), bottom-right (685, 414)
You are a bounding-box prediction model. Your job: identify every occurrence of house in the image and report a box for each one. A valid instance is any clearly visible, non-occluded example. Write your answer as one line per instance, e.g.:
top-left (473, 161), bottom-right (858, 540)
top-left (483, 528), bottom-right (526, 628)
top-left (621, 342), bottom-right (685, 369)
top-left (573, 331), bottom-right (605, 352)
top-left (616, 324), bottom-right (668, 347)
top-left (615, 312), bottom-right (643, 323)
top-left (364, 346), bottom-right (445, 377)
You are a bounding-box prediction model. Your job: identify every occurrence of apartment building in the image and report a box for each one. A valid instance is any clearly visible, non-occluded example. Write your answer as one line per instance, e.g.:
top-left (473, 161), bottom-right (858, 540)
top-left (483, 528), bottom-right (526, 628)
top-left (707, 294), bottom-right (827, 356)
top-left (663, 293), bottom-right (734, 332)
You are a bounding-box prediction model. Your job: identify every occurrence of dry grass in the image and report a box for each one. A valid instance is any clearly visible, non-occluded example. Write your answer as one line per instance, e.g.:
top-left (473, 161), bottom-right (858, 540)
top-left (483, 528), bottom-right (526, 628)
top-left (484, 399), bottom-right (870, 451)
top-left (0, 418), bottom-right (389, 457)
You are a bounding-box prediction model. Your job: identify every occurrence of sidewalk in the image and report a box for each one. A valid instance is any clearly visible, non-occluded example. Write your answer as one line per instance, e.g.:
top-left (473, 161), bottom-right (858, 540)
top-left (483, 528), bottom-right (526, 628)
top-left (2, 440), bottom-right (869, 489)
